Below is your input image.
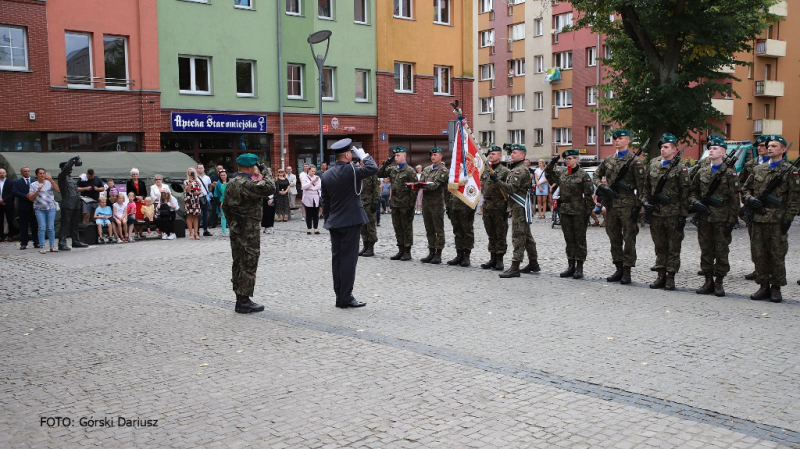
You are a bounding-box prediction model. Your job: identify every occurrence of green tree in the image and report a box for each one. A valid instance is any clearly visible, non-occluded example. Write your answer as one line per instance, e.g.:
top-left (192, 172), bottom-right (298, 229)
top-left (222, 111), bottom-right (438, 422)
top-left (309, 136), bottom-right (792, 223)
top-left (569, 0), bottom-right (779, 156)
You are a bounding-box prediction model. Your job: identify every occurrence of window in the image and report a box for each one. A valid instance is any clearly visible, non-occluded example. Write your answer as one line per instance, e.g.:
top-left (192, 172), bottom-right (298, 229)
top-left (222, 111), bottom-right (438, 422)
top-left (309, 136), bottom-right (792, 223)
top-left (554, 127), bottom-right (572, 145)
top-left (433, 66), bottom-right (450, 95)
top-left (480, 131), bottom-right (495, 146)
top-left (509, 94), bottom-right (524, 111)
top-left (287, 63), bottom-right (303, 98)
top-left (533, 92), bottom-right (543, 110)
top-left (534, 18), bottom-right (543, 36)
top-left (479, 0), bottom-right (493, 14)
top-left (587, 126), bottom-right (596, 145)
top-left (586, 86), bottom-right (596, 105)
top-left (603, 125), bottom-right (613, 144)
top-left (103, 36), bottom-right (128, 89)
top-left (394, 62), bottom-right (413, 92)
top-left (480, 97), bottom-right (494, 114)
top-left (236, 60), bottom-right (255, 97)
top-left (179, 56), bottom-right (210, 94)
top-left (434, 0), bottom-right (450, 24)
top-left (534, 128), bottom-right (544, 145)
top-left (509, 58), bottom-right (525, 77)
top-left (286, 0), bottom-right (301, 15)
top-left (554, 89), bottom-right (572, 108)
top-left (509, 130), bottom-right (525, 145)
top-left (604, 45), bottom-right (613, 59)
top-left (554, 12), bottom-right (573, 32)
top-left (479, 63), bottom-right (494, 81)
top-left (604, 89), bottom-right (614, 99)
top-left (355, 69), bottom-right (369, 102)
top-left (354, 0), bottom-right (368, 23)
top-left (0, 25), bottom-right (28, 71)
top-left (509, 23), bottom-right (525, 41)
top-left (319, 0), bottom-right (333, 18)
top-left (510, 0), bottom-right (524, 4)
top-left (534, 55), bottom-right (544, 73)
top-left (322, 67), bottom-right (335, 100)
top-left (234, 0), bottom-right (253, 9)
top-left (554, 51), bottom-right (573, 69)
top-left (65, 33), bottom-right (92, 86)
top-left (746, 102), bottom-right (752, 119)
top-left (480, 30), bottom-right (495, 48)
top-left (587, 46), bottom-right (597, 66)
top-left (394, 0), bottom-right (412, 18)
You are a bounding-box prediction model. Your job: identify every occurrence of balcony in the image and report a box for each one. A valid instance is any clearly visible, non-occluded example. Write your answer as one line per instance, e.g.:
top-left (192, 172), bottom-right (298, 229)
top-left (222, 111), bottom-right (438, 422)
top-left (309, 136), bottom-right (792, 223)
top-left (753, 119), bottom-right (783, 135)
top-left (755, 80), bottom-right (784, 97)
top-left (716, 64), bottom-right (736, 74)
top-left (756, 39), bottom-right (786, 58)
top-left (769, 0), bottom-right (788, 17)
top-left (711, 98), bottom-right (734, 116)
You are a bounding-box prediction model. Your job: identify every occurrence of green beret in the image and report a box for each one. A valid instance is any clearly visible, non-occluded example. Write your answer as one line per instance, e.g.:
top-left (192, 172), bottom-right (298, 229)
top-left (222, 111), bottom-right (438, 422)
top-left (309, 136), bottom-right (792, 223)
top-left (707, 137), bottom-right (727, 150)
top-left (754, 135), bottom-right (769, 145)
top-left (561, 149), bottom-right (580, 158)
top-left (512, 144), bottom-right (527, 153)
top-left (429, 147), bottom-right (442, 154)
top-left (767, 135), bottom-right (787, 147)
top-left (488, 145), bottom-right (502, 153)
top-left (658, 133), bottom-right (677, 147)
top-left (392, 146), bottom-right (407, 154)
top-left (612, 129), bottom-right (631, 139)
top-left (236, 153), bottom-right (259, 167)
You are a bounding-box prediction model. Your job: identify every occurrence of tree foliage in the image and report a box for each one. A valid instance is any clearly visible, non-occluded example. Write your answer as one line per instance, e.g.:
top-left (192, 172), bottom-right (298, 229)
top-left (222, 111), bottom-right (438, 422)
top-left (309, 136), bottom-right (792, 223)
top-left (569, 0), bottom-right (780, 156)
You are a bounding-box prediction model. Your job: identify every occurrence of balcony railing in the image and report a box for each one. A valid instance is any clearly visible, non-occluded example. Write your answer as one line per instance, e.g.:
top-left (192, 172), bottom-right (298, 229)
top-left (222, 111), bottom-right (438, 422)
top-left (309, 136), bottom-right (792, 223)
top-left (63, 75), bottom-right (135, 89)
top-left (753, 119), bottom-right (783, 135)
top-left (756, 39), bottom-right (786, 58)
top-left (755, 80), bottom-right (785, 97)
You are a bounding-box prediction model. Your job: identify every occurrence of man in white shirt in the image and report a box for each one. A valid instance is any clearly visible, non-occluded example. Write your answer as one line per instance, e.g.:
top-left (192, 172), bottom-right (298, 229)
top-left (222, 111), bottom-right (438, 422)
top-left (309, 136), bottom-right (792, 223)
top-left (197, 164), bottom-right (213, 236)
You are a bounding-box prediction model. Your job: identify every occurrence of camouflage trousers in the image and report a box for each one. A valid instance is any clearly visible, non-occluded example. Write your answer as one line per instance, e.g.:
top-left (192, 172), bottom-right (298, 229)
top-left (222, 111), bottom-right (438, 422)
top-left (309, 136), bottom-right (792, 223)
top-left (560, 213), bottom-right (589, 261)
top-left (449, 208), bottom-right (475, 251)
top-left (391, 207), bottom-right (414, 247)
top-left (510, 206), bottom-right (537, 262)
top-left (697, 218), bottom-right (732, 276)
top-left (649, 215), bottom-right (684, 273)
top-left (605, 205), bottom-right (639, 267)
top-left (751, 222), bottom-right (789, 286)
top-left (421, 202), bottom-right (445, 249)
top-left (360, 203), bottom-right (378, 244)
top-left (482, 208), bottom-right (508, 254)
top-left (229, 218), bottom-right (261, 297)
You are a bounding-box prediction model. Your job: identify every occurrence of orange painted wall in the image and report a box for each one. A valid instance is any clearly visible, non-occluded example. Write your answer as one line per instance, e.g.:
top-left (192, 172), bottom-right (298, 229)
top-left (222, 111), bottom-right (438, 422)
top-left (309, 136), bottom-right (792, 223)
top-left (47, 0), bottom-right (159, 90)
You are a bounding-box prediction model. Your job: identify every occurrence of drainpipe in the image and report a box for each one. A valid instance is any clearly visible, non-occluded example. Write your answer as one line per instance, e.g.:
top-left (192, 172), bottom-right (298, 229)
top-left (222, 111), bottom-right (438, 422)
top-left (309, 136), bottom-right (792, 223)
top-left (278, 0), bottom-right (285, 170)
top-left (596, 33), bottom-right (600, 159)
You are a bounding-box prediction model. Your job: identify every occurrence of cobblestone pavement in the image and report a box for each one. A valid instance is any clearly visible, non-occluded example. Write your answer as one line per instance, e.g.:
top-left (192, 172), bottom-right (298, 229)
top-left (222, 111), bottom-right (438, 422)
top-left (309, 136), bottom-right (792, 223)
top-left (2, 213), bottom-right (800, 448)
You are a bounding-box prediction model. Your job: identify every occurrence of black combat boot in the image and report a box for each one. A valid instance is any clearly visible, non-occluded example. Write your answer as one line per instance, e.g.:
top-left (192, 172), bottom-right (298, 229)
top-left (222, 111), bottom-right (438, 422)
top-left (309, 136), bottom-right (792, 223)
top-left (390, 246), bottom-right (404, 260)
top-left (72, 240), bottom-right (88, 248)
top-left (499, 261), bottom-right (521, 278)
top-left (459, 250), bottom-right (471, 267)
top-left (573, 260), bottom-right (584, 279)
top-left (665, 272), bottom-right (676, 291)
top-left (494, 253), bottom-right (505, 271)
top-left (420, 248), bottom-right (435, 263)
top-left (745, 271), bottom-right (757, 281)
top-left (400, 247), bottom-right (412, 261)
top-left (361, 243), bottom-right (375, 257)
top-left (697, 270), bottom-right (705, 276)
top-left (560, 260), bottom-right (576, 278)
top-left (650, 269), bottom-right (666, 289)
top-left (520, 259), bottom-right (540, 273)
top-left (480, 253), bottom-right (497, 270)
top-left (620, 266), bottom-right (632, 285)
top-left (750, 284), bottom-right (771, 301)
top-left (713, 275), bottom-right (725, 297)
top-left (430, 249), bottom-right (442, 264)
top-left (58, 243), bottom-right (71, 251)
top-left (650, 265), bottom-right (658, 272)
top-left (696, 274), bottom-right (714, 294)
top-left (358, 244), bottom-right (366, 256)
top-left (447, 250), bottom-right (463, 266)
top-left (770, 285), bottom-right (783, 303)
top-left (235, 295), bottom-right (265, 314)
top-left (606, 262), bottom-right (623, 282)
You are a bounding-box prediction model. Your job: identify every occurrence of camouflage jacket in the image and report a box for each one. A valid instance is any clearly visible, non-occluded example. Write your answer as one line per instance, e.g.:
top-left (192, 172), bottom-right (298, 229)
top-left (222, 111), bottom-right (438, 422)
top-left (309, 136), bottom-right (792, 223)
top-left (592, 150), bottom-right (646, 208)
top-left (644, 157), bottom-right (690, 217)
top-left (360, 173), bottom-right (381, 206)
top-left (498, 160), bottom-right (531, 210)
top-left (479, 163), bottom-right (511, 211)
top-left (221, 173), bottom-right (276, 221)
top-left (446, 189), bottom-right (473, 211)
top-left (419, 163), bottom-right (449, 205)
top-left (688, 165), bottom-right (741, 223)
top-left (739, 156), bottom-right (768, 187)
top-left (376, 162), bottom-right (416, 208)
top-left (743, 160), bottom-right (800, 223)
top-left (545, 165), bottom-right (594, 216)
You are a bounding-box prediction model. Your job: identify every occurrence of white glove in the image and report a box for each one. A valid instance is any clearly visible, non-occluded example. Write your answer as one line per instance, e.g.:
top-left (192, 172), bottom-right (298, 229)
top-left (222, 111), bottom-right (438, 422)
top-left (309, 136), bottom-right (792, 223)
top-left (351, 146), bottom-right (367, 160)
top-left (79, 173), bottom-right (88, 182)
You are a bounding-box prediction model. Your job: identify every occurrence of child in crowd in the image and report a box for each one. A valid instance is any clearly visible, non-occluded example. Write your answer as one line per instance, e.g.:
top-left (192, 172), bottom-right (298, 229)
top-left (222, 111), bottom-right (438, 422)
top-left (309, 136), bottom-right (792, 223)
top-left (106, 179), bottom-right (119, 201)
top-left (112, 193), bottom-right (127, 243)
top-left (141, 197), bottom-right (156, 237)
top-left (125, 191), bottom-right (138, 242)
top-left (94, 197), bottom-right (113, 244)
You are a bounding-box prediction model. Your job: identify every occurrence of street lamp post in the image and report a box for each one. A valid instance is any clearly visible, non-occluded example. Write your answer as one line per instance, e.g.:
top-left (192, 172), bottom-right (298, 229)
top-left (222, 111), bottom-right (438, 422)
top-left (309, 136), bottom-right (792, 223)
top-left (308, 30), bottom-right (332, 169)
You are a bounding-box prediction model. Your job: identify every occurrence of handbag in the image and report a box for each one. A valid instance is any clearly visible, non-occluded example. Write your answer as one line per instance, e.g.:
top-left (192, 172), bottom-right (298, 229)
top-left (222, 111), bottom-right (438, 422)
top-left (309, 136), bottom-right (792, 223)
top-left (199, 195), bottom-right (209, 207)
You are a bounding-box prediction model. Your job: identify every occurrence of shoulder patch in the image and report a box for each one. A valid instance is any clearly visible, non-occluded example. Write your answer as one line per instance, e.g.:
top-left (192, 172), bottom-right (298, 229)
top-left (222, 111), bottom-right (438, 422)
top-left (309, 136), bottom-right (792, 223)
top-left (681, 168), bottom-right (687, 173)
top-left (514, 170), bottom-right (520, 174)
top-left (793, 171), bottom-right (799, 176)
top-left (636, 161), bottom-right (642, 166)
top-left (731, 172), bottom-right (738, 177)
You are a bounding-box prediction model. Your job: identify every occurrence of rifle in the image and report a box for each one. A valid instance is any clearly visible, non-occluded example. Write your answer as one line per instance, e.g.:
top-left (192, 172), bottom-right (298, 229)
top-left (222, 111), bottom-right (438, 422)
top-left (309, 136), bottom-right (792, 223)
top-left (739, 142), bottom-right (797, 225)
top-left (597, 138), bottom-right (650, 207)
top-left (688, 147), bottom-right (742, 225)
top-left (643, 145), bottom-right (687, 224)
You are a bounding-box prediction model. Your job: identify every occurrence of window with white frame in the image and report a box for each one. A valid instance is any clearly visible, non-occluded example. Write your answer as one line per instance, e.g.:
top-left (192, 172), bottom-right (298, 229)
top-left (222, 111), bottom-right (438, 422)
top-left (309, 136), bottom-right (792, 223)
top-left (604, 89), bottom-right (614, 99)
top-left (534, 18), bottom-right (543, 36)
top-left (509, 129), bottom-right (525, 144)
top-left (554, 12), bottom-right (573, 32)
top-left (434, 0), bottom-right (450, 24)
top-left (510, 58), bottom-right (525, 76)
top-left (586, 86), bottom-right (596, 105)
top-left (103, 35), bottom-right (128, 89)
top-left (533, 91), bottom-right (543, 110)
top-left (587, 126), bottom-right (596, 145)
top-left (554, 89), bottom-right (572, 108)
top-left (603, 125), bottom-right (613, 144)
top-left (394, 61), bottom-right (413, 92)
top-left (480, 97), bottom-right (494, 114)
top-left (319, 0), bottom-right (333, 18)
top-left (509, 94), bottom-right (524, 111)
top-left (355, 69), bottom-right (369, 101)
top-left (587, 46), bottom-right (597, 66)
top-left (554, 127), bottom-right (572, 145)
top-left (480, 30), bottom-right (494, 48)
top-left (479, 63), bottom-right (494, 81)
top-left (480, 131), bottom-right (495, 145)
top-left (66, 33), bottom-right (92, 86)
top-left (394, 0), bottom-right (412, 18)
top-left (532, 55), bottom-right (544, 73)
top-left (534, 128), bottom-right (544, 145)
top-left (604, 45), bottom-right (613, 59)
top-left (286, 0), bottom-right (301, 15)
top-left (236, 59), bottom-right (255, 97)
top-left (0, 25), bottom-right (29, 71)
top-left (287, 63), bottom-right (303, 98)
top-left (354, 0), bottom-right (368, 23)
top-left (322, 66), bottom-right (335, 100)
top-left (509, 23), bottom-right (525, 41)
top-left (554, 51), bottom-right (573, 69)
top-left (433, 65), bottom-right (450, 95)
top-left (510, 0), bottom-right (524, 4)
top-left (234, 0), bottom-right (253, 9)
top-left (179, 55), bottom-right (211, 94)
top-left (480, 0), bottom-right (493, 13)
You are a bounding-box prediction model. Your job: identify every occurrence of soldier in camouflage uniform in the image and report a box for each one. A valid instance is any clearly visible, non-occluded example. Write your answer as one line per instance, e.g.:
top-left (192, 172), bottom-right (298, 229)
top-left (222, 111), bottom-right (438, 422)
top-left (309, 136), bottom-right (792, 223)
top-left (479, 145), bottom-right (511, 271)
top-left (742, 135), bottom-right (800, 303)
top-left (222, 154), bottom-right (276, 313)
top-left (642, 133), bottom-right (689, 290)
top-left (357, 157), bottom-right (381, 257)
top-left (593, 129), bottom-right (647, 285)
top-left (417, 147), bottom-right (449, 264)
top-left (446, 188), bottom-right (475, 267)
top-left (498, 144), bottom-right (539, 278)
top-left (545, 149), bottom-right (594, 279)
top-left (688, 138), bottom-right (741, 297)
top-left (376, 146), bottom-right (417, 261)
top-left (740, 134), bottom-right (770, 281)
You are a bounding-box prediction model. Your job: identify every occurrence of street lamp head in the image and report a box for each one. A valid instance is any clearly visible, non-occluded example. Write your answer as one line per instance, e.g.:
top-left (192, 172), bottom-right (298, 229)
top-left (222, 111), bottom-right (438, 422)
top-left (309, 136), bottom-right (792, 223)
top-left (308, 30), bottom-right (332, 45)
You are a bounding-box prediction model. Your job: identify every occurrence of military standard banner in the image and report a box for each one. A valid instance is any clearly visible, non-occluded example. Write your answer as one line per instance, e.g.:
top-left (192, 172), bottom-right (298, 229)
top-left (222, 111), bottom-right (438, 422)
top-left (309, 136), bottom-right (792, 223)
top-left (448, 116), bottom-right (484, 209)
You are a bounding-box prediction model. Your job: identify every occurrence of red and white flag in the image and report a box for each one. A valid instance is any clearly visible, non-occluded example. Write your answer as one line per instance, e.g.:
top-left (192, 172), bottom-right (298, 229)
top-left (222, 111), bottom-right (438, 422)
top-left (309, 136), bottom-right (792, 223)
top-left (448, 116), bottom-right (484, 209)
